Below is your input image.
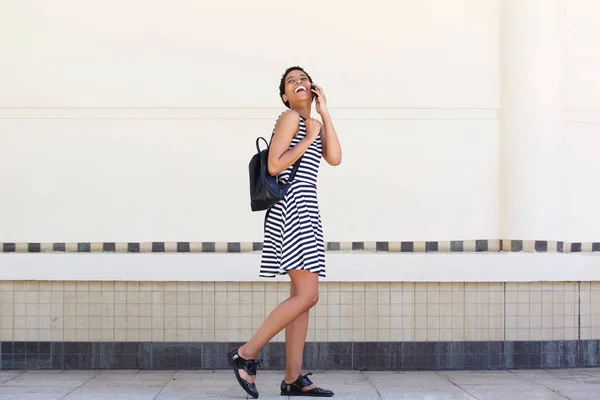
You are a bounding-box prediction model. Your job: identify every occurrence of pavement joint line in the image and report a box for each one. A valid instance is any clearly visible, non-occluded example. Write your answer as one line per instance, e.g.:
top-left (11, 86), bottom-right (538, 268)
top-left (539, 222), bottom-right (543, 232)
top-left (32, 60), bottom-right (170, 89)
top-left (1, 369), bottom-right (600, 398)
top-left (581, 370), bottom-right (600, 379)
top-left (59, 370), bottom-right (101, 400)
top-left (360, 371), bottom-right (382, 399)
top-left (86, 370), bottom-right (102, 383)
top-left (507, 368), bottom-right (547, 386)
top-left (152, 370), bottom-right (178, 400)
top-left (436, 371), bottom-right (480, 400)
top-left (546, 386), bottom-right (573, 400)
top-left (507, 369), bottom-right (572, 400)
top-left (0, 370), bottom-right (26, 385)
top-left (534, 376), bottom-right (573, 400)
top-left (507, 369), bottom-right (542, 384)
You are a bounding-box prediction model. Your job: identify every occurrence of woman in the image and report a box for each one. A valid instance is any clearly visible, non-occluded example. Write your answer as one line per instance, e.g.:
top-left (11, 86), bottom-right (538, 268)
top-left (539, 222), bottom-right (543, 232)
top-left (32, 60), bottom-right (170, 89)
top-left (227, 66), bottom-right (342, 398)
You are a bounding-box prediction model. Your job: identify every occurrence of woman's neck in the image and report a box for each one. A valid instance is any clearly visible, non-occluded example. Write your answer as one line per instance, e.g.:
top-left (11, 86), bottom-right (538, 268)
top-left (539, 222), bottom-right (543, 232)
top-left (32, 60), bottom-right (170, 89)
top-left (291, 105), bottom-right (311, 120)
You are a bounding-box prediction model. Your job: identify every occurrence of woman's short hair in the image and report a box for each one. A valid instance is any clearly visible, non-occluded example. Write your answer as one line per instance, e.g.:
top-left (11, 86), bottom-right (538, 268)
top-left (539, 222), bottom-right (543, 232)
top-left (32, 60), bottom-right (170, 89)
top-left (279, 66), bottom-right (313, 108)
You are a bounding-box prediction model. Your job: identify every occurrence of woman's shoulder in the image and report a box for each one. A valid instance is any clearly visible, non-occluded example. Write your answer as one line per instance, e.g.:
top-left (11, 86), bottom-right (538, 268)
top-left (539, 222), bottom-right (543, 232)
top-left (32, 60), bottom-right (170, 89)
top-left (273, 109), bottom-right (300, 130)
top-left (276, 109), bottom-right (300, 123)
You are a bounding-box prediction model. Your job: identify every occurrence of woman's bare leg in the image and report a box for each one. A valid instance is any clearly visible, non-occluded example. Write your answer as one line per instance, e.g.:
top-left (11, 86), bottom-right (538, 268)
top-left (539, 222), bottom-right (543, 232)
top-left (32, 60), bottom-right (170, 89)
top-left (283, 280), bottom-right (318, 391)
top-left (236, 270), bottom-right (319, 384)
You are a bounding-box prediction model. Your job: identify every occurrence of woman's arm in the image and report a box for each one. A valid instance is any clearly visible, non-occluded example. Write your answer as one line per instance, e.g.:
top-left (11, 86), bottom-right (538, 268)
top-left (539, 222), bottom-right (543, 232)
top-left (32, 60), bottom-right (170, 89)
top-left (267, 110), bottom-right (319, 176)
top-left (312, 85), bottom-right (342, 166)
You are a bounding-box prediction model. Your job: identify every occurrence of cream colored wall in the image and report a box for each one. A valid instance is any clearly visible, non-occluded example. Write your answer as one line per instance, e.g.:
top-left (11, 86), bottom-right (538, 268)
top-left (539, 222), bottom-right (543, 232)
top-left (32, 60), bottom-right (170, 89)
top-left (564, 0), bottom-right (600, 241)
top-left (0, 0), bottom-right (500, 242)
top-left (0, 0), bottom-right (598, 245)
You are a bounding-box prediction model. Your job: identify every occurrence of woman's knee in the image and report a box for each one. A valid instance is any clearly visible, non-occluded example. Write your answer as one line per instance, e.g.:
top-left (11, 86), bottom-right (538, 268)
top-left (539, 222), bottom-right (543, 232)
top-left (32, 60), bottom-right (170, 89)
top-left (300, 290), bottom-right (319, 309)
top-left (289, 270), bottom-right (320, 308)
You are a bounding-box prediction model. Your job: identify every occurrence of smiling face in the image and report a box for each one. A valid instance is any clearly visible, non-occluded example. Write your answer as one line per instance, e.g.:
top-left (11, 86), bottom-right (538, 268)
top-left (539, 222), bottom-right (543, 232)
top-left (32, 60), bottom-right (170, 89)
top-left (279, 67), bottom-right (314, 108)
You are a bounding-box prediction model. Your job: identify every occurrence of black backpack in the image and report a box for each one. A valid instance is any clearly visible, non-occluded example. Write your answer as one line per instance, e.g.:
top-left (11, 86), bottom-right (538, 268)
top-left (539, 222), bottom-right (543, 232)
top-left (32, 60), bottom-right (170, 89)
top-left (249, 135), bottom-right (302, 211)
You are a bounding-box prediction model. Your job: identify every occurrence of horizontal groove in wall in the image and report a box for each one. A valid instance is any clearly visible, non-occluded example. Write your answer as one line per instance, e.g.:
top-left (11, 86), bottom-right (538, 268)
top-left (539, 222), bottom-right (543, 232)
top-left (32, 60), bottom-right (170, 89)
top-left (565, 109), bottom-right (600, 124)
top-left (3, 108), bottom-right (597, 122)
top-left (0, 107), bottom-right (500, 121)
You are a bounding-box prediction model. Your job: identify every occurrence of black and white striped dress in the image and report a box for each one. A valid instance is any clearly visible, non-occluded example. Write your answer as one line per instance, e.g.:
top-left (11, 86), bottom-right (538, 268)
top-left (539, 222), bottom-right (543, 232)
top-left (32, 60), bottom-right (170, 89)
top-left (259, 115), bottom-right (326, 278)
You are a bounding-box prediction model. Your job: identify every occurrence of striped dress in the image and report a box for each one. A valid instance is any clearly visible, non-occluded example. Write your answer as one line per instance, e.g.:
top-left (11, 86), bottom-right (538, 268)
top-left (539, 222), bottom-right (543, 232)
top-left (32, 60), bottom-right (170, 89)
top-left (259, 115), bottom-right (326, 278)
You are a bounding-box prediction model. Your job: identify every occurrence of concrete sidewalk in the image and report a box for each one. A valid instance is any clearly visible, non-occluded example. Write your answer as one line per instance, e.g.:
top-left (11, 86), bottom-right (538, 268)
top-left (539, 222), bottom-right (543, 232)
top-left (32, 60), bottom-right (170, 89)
top-left (0, 368), bottom-right (599, 399)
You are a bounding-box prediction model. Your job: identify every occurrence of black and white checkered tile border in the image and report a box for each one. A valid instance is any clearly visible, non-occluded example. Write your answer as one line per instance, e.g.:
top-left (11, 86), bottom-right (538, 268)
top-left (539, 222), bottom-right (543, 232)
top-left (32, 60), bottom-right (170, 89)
top-left (0, 240), bottom-right (598, 253)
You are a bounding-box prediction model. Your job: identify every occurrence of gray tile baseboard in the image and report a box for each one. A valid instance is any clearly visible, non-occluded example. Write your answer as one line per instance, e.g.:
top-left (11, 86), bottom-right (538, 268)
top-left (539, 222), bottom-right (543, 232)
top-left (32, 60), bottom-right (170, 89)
top-left (1, 340), bottom-right (598, 371)
top-left (1, 240), bottom-right (598, 254)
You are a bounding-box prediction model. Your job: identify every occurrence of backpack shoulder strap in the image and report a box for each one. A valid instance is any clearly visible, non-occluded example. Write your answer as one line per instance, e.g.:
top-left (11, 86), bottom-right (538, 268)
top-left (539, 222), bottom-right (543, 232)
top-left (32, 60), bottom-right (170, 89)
top-left (267, 114), bottom-right (304, 183)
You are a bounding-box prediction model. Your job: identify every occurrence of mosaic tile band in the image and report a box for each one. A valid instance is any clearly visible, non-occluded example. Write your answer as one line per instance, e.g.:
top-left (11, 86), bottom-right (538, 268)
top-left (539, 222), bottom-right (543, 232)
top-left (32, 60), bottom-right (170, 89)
top-left (0, 240), bottom-right (599, 253)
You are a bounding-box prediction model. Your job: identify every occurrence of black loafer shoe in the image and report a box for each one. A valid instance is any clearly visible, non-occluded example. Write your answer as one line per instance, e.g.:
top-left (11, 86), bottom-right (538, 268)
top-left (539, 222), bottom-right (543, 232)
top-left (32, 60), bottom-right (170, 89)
top-left (280, 372), bottom-right (334, 397)
top-left (227, 347), bottom-right (262, 399)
